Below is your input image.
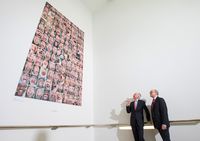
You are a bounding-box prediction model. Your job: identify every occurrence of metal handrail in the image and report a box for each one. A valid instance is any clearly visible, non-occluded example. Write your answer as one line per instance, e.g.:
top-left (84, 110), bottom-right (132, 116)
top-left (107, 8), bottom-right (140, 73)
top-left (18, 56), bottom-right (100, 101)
top-left (0, 119), bottom-right (199, 130)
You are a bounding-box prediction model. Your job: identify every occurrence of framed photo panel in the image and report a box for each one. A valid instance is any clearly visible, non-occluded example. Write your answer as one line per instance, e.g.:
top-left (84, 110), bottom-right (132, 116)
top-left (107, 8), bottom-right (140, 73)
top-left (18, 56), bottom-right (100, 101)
top-left (15, 2), bottom-right (84, 106)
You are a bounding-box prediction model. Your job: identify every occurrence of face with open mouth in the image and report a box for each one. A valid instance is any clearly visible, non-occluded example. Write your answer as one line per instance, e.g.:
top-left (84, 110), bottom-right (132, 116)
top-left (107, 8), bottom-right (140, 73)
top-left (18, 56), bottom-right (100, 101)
top-left (29, 76), bottom-right (37, 86)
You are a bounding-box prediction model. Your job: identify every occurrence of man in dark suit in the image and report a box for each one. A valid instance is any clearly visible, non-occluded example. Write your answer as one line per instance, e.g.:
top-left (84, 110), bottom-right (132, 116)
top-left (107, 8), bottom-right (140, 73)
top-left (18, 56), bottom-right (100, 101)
top-left (150, 89), bottom-right (171, 141)
top-left (126, 93), bottom-right (150, 141)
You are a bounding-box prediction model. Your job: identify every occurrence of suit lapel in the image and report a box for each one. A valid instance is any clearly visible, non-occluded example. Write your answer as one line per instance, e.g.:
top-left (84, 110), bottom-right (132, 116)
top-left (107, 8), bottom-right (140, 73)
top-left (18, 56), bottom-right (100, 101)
top-left (151, 98), bottom-right (156, 110)
top-left (155, 97), bottom-right (159, 103)
top-left (152, 97), bottom-right (158, 110)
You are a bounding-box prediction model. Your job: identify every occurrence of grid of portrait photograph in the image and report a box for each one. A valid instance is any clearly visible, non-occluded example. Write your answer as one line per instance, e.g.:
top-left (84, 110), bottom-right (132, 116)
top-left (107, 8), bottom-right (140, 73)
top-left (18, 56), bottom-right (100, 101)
top-left (15, 2), bottom-right (84, 106)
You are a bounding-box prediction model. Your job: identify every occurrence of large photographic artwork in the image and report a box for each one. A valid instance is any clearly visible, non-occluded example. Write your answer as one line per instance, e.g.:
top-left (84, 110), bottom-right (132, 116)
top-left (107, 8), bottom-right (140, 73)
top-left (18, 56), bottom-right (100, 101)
top-left (15, 2), bottom-right (84, 106)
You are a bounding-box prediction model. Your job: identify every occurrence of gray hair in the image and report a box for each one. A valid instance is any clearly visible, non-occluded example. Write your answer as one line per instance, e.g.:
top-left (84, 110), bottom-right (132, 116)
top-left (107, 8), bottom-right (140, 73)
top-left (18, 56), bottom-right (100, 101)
top-left (150, 89), bottom-right (159, 95)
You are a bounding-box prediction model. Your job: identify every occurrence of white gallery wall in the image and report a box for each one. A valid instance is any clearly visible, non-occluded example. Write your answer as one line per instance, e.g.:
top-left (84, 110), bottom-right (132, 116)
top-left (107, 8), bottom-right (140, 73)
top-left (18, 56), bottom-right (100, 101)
top-left (93, 0), bottom-right (200, 141)
top-left (0, 0), bottom-right (94, 141)
top-left (1, 0), bottom-right (200, 141)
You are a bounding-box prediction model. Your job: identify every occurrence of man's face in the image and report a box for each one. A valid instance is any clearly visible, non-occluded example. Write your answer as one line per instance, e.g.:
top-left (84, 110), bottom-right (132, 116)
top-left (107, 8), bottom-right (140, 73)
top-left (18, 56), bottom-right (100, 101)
top-left (38, 78), bottom-right (44, 87)
top-left (36, 88), bottom-right (43, 99)
top-left (30, 76), bottom-right (37, 86)
top-left (42, 60), bottom-right (48, 68)
top-left (33, 66), bottom-right (39, 75)
top-left (150, 90), bottom-right (157, 98)
top-left (45, 79), bottom-right (52, 90)
top-left (133, 93), bottom-right (139, 100)
top-left (56, 92), bottom-right (63, 103)
top-left (34, 35), bottom-right (40, 45)
top-left (26, 86), bottom-right (35, 98)
top-left (16, 85), bottom-right (26, 96)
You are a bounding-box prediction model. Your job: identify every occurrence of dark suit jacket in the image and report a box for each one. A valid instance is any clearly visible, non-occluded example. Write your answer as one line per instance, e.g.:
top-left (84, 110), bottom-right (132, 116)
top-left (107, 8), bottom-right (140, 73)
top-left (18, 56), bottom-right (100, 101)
top-left (126, 100), bottom-right (150, 126)
top-left (151, 97), bottom-right (170, 129)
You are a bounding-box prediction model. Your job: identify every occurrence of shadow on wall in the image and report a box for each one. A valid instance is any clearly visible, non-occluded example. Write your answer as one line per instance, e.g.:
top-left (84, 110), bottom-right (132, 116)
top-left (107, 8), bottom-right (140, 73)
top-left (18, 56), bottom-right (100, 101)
top-left (35, 131), bottom-right (48, 141)
top-left (110, 100), bottom-right (157, 141)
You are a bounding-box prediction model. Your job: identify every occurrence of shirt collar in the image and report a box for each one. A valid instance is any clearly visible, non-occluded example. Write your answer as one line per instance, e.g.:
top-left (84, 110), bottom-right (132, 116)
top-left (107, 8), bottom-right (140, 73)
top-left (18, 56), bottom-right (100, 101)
top-left (154, 96), bottom-right (158, 100)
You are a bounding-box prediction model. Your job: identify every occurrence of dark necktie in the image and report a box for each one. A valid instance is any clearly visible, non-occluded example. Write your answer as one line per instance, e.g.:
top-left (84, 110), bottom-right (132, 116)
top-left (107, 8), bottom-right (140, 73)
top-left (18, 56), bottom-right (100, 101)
top-left (151, 99), bottom-right (155, 109)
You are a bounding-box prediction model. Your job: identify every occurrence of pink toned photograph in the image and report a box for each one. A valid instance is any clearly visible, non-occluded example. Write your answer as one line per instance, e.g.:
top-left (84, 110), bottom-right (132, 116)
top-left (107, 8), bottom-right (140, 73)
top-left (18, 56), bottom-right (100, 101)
top-left (15, 2), bottom-right (84, 106)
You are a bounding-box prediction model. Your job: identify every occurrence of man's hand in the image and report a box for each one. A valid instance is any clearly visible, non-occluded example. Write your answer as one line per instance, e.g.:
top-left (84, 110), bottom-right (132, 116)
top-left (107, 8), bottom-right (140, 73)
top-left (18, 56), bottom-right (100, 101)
top-left (126, 99), bottom-right (131, 106)
top-left (161, 124), bottom-right (167, 130)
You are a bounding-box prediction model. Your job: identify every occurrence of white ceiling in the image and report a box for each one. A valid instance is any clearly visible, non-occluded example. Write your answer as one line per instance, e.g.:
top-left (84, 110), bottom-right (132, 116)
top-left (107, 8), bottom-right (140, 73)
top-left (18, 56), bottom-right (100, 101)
top-left (81, 0), bottom-right (110, 12)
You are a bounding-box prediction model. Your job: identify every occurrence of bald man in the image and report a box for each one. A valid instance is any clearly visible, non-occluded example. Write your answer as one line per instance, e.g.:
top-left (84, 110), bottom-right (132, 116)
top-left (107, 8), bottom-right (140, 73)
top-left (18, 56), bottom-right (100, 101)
top-left (150, 89), bottom-right (171, 141)
top-left (126, 93), bottom-right (150, 141)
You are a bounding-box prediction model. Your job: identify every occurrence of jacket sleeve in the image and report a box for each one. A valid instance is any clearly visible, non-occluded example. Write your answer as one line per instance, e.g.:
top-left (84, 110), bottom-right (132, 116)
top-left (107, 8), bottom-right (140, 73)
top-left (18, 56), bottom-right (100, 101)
top-left (126, 103), bottom-right (132, 113)
top-left (159, 98), bottom-right (169, 125)
top-left (144, 102), bottom-right (150, 121)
